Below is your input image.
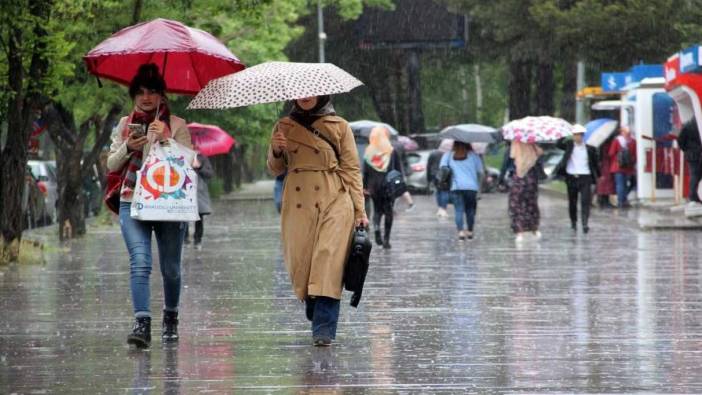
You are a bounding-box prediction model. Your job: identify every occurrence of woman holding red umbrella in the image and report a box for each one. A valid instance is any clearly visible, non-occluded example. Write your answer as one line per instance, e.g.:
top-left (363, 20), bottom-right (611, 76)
top-left (106, 64), bottom-right (192, 348)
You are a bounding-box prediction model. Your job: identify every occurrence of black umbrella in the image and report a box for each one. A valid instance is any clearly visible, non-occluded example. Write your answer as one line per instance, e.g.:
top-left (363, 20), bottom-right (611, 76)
top-left (438, 124), bottom-right (501, 144)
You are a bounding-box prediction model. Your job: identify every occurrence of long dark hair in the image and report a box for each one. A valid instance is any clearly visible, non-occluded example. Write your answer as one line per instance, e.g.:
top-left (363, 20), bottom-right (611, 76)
top-left (453, 141), bottom-right (472, 159)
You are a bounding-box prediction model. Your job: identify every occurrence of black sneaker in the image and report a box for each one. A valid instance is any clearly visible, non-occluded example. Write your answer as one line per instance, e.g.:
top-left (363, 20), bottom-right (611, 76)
top-left (127, 317), bottom-right (151, 348)
top-left (583, 226), bottom-right (590, 234)
top-left (162, 310), bottom-right (179, 342)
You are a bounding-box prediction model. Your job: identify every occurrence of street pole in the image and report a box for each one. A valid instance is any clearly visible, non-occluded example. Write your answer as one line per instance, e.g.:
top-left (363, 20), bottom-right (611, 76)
top-left (576, 61), bottom-right (585, 125)
top-left (317, 0), bottom-right (326, 63)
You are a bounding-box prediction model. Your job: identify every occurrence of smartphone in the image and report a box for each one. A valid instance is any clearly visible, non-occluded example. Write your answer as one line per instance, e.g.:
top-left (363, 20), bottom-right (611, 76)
top-left (128, 123), bottom-right (146, 138)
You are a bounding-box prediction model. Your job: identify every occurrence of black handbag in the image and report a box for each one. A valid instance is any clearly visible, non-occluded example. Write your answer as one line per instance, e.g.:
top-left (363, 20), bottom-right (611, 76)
top-left (384, 169), bottom-right (407, 199)
top-left (436, 166), bottom-right (452, 191)
top-left (343, 226), bottom-right (372, 307)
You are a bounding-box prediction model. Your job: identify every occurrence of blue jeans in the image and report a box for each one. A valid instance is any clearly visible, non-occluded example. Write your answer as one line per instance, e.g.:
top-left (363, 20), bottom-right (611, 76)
top-left (435, 190), bottom-right (450, 209)
top-left (308, 296), bottom-right (340, 339)
top-left (119, 201), bottom-right (185, 318)
top-left (451, 190), bottom-right (478, 231)
top-left (614, 173), bottom-right (632, 207)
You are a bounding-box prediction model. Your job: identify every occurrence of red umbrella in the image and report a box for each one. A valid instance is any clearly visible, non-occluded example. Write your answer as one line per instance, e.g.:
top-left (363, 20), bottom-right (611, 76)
top-left (187, 123), bottom-right (236, 157)
top-left (84, 18), bottom-right (245, 95)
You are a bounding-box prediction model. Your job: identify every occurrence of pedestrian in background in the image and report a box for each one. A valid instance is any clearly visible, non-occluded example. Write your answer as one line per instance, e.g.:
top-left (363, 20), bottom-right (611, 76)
top-left (508, 141), bottom-right (543, 242)
top-left (106, 63), bottom-right (192, 348)
top-left (190, 148), bottom-right (213, 250)
top-left (363, 127), bottom-right (403, 249)
top-left (608, 126), bottom-right (636, 208)
top-left (427, 138), bottom-right (453, 218)
top-left (555, 125), bottom-right (600, 233)
top-left (268, 95), bottom-right (368, 347)
top-left (440, 141), bottom-right (483, 240)
top-left (677, 120), bottom-right (702, 204)
top-left (596, 135), bottom-right (616, 208)
top-left (391, 138), bottom-right (416, 212)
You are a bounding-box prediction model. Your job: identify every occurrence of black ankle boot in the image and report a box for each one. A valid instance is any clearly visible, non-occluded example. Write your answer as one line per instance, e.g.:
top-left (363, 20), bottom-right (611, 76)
top-left (383, 233), bottom-right (392, 249)
top-left (374, 230), bottom-right (382, 246)
top-left (127, 316), bottom-right (151, 348)
top-left (162, 310), bottom-right (179, 342)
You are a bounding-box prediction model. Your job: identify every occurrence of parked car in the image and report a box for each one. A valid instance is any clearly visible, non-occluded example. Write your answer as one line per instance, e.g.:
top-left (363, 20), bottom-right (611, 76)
top-left (541, 148), bottom-right (565, 179)
top-left (22, 166), bottom-right (50, 229)
top-left (406, 149), bottom-right (432, 193)
top-left (27, 160), bottom-right (58, 224)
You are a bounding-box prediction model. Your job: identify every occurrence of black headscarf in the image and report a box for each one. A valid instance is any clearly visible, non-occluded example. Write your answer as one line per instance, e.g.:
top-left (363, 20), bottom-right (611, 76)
top-left (288, 95), bottom-right (336, 127)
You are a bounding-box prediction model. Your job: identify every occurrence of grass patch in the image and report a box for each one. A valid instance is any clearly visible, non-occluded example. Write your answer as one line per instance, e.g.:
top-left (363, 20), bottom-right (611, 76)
top-left (543, 180), bottom-right (567, 194)
top-left (484, 145), bottom-right (505, 169)
top-left (0, 238), bottom-right (45, 265)
top-left (208, 176), bottom-right (224, 200)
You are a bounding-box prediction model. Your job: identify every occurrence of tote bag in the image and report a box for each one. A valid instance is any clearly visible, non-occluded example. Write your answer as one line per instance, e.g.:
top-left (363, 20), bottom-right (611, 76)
top-left (130, 139), bottom-right (199, 221)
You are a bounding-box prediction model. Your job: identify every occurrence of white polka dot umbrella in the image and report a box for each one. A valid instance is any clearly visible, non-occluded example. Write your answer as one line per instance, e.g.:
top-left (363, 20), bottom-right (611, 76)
top-left (187, 61), bottom-right (364, 109)
top-left (501, 116), bottom-right (573, 143)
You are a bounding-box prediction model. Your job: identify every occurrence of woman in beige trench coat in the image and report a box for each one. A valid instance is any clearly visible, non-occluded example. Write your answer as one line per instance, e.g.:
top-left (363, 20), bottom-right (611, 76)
top-left (268, 95), bottom-right (368, 346)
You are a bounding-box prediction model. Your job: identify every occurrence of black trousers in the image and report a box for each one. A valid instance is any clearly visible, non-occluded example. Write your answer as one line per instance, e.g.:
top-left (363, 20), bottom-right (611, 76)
top-left (371, 193), bottom-right (394, 237)
top-left (566, 175), bottom-right (593, 228)
top-left (688, 160), bottom-right (702, 202)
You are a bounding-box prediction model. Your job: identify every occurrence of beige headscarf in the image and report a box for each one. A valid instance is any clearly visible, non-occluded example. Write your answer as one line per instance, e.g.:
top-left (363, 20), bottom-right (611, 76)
top-left (510, 141), bottom-right (543, 178)
top-left (364, 127), bottom-right (394, 172)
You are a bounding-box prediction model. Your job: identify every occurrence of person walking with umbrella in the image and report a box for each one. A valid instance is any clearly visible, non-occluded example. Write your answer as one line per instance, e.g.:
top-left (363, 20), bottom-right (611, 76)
top-left (440, 141), bottom-right (483, 240)
top-left (508, 142), bottom-right (544, 242)
top-left (554, 125), bottom-right (600, 233)
top-left (267, 95), bottom-right (368, 347)
top-left (185, 147), bottom-right (213, 250)
top-left (106, 63), bottom-right (192, 348)
top-left (362, 127), bottom-right (403, 249)
top-left (427, 139), bottom-right (454, 218)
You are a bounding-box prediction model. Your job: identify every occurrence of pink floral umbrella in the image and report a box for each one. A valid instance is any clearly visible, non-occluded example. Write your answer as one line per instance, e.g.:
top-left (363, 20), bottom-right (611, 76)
top-left (187, 123), bottom-right (236, 156)
top-left (501, 116), bottom-right (573, 143)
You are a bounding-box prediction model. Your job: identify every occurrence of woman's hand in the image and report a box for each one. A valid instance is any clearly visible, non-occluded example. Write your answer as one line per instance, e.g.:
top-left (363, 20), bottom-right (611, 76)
top-left (271, 126), bottom-right (288, 156)
top-left (355, 214), bottom-right (369, 228)
top-left (126, 133), bottom-right (148, 152)
top-left (148, 119), bottom-right (166, 141)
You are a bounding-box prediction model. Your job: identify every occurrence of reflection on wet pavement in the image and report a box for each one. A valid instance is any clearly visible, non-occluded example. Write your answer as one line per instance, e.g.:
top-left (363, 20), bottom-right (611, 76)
top-left (1, 193), bottom-right (702, 392)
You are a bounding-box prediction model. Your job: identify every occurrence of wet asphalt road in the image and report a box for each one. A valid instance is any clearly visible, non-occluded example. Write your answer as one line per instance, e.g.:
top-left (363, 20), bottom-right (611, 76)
top-left (1, 191), bottom-right (702, 393)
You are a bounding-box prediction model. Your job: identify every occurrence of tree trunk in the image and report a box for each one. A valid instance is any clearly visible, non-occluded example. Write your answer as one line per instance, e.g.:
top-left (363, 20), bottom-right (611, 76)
top-left (407, 50), bottom-right (426, 134)
top-left (561, 60), bottom-right (577, 122)
top-left (223, 151), bottom-right (234, 193)
top-left (1, 0), bottom-right (51, 262)
top-left (508, 59), bottom-right (533, 120)
top-left (535, 61), bottom-right (555, 116)
top-left (474, 64), bottom-right (483, 123)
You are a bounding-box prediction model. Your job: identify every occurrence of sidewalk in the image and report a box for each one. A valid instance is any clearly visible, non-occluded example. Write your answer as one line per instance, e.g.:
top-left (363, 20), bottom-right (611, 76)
top-left (220, 179), bottom-right (275, 201)
top-left (540, 181), bottom-right (702, 230)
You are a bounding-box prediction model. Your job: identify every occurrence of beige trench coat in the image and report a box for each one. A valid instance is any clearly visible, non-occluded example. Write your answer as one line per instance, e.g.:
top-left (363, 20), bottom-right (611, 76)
top-left (267, 115), bottom-right (366, 300)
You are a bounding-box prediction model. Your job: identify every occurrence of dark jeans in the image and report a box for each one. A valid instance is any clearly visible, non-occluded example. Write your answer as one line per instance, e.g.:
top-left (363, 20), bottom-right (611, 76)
top-left (450, 190), bottom-right (478, 231)
top-left (307, 296), bottom-right (340, 340)
top-left (614, 173), bottom-right (632, 207)
top-left (688, 160), bottom-right (702, 202)
top-left (566, 175), bottom-right (593, 227)
top-left (435, 190), bottom-right (450, 209)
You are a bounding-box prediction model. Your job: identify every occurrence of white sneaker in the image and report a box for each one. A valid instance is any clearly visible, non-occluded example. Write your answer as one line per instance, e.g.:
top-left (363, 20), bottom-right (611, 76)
top-left (515, 233), bottom-right (524, 243)
top-left (534, 231), bottom-right (542, 240)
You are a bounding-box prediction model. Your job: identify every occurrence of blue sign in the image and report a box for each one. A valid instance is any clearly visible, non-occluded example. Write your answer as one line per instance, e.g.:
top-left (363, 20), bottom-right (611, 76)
top-left (629, 64), bottom-right (664, 81)
top-left (679, 46), bottom-right (702, 73)
top-left (601, 72), bottom-right (629, 92)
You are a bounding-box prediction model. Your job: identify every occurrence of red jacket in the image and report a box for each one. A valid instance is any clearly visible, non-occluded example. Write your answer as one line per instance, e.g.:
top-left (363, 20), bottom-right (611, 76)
top-left (608, 135), bottom-right (636, 175)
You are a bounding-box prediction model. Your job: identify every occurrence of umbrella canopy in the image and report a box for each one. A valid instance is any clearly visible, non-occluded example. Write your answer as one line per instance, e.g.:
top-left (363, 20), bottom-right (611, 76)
top-left (187, 123), bottom-right (236, 157)
top-left (84, 18), bottom-right (245, 95)
top-left (349, 120), bottom-right (399, 138)
top-left (187, 61), bottom-right (363, 109)
top-left (438, 123), bottom-right (500, 144)
top-left (398, 136), bottom-right (419, 151)
top-left (584, 118), bottom-right (618, 148)
top-left (501, 116), bottom-right (573, 143)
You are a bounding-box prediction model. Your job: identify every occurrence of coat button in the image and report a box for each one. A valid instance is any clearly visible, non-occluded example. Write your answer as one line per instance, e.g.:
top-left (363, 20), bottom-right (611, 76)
top-left (296, 186), bottom-right (301, 192)
top-left (297, 204), bottom-right (302, 209)
top-left (293, 149), bottom-right (298, 154)
top-left (315, 202), bottom-right (319, 208)
top-left (314, 186), bottom-right (320, 191)
top-left (314, 149), bottom-right (320, 154)
top-left (294, 169), bottom-right (299, 173)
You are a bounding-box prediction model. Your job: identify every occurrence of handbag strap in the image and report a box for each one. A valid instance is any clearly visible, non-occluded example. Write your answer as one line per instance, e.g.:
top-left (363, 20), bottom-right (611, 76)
top-left (288, 114), bottom-right (340, 161)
